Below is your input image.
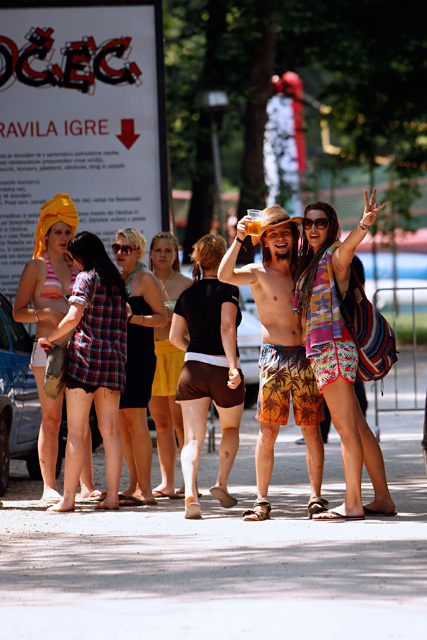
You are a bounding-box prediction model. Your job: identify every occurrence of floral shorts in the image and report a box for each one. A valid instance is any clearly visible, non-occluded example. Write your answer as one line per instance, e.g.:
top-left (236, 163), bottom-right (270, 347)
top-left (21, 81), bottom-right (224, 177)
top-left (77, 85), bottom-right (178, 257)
top-left (256, 344), bottom-right (324, 427)
top-left (310, 340), bottom-right (358, 394)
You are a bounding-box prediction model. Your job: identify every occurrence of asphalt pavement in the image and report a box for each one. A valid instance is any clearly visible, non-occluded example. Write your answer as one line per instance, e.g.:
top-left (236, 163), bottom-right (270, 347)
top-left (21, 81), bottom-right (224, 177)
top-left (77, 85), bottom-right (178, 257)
top-left (1, 348), bottom-right (426, 640)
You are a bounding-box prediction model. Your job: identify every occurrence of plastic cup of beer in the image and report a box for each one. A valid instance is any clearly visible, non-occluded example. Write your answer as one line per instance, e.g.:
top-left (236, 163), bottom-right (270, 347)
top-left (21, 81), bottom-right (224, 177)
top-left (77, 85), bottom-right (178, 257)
top-left (247, 209), bottom-right (263, 236)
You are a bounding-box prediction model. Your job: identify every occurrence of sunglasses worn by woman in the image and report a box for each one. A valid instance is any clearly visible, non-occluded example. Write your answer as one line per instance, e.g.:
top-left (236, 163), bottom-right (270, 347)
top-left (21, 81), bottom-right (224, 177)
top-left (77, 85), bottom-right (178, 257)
top-left (301, 218), bottom-right (329, 230)
top-left (112, 243), bottom-right (136, 256)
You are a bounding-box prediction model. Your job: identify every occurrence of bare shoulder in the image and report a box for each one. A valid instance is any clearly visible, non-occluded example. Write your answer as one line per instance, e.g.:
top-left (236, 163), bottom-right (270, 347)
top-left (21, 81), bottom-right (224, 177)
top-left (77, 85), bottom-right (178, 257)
top-left (131, 267), bottom-right (162, 299)
top-left (175, 271), bottom-right (192, 289)
top-left (242, 262), bottom-right (265, 280)
top-left (20, 257), bottom-right (47, 282)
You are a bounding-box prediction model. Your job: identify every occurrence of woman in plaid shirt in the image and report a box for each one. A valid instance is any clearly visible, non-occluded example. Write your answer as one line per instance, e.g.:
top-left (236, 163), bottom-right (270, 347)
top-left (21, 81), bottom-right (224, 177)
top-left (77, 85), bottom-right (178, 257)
top-left (39, 231), bottom-right (128, 512)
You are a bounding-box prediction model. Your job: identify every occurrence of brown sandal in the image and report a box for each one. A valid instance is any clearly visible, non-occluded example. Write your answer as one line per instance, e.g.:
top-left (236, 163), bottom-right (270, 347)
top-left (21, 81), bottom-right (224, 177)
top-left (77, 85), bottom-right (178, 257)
top-left (307, 496), bottom-right (329, 519)
top-left (242, 498), bottom-right (271, 522)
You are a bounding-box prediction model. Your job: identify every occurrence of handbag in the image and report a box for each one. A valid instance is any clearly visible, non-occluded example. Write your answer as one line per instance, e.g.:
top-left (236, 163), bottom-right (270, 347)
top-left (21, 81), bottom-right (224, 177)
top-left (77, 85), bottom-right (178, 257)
top-left (43, 273), bottom-right (98, 400)
top-left (336, 265), bottom-right (398, 382)
top-left (43, 338), bottom-right (70, 400)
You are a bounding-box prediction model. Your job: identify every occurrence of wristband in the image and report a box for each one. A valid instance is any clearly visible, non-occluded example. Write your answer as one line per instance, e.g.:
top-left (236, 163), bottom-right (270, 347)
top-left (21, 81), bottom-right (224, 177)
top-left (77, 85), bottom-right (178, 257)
top-left (358, 221), bottom-right (372, 232)
top-left (235, 236), bottom-right (244, 244)
top-left (229, 368), bottom-right (239, 376)
top-left (128, 314), bottom-right (134, 324)
top-left (34, 308), bottom-right (39, 322)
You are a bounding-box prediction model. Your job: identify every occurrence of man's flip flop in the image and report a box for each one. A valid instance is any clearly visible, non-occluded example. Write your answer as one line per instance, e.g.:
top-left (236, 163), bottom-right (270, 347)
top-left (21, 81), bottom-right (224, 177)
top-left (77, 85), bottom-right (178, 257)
top-left (363, 506), bottom-right (397, 516)
top-left (312, 509), bottom-right (365, 521)
top-left (209, 486), bottom-right (238, 508)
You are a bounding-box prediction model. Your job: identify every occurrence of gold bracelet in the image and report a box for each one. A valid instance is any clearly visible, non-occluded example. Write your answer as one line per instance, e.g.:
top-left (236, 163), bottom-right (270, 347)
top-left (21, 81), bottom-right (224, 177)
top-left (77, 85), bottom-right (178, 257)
top-left (229, 368), bottom-right (239, 375)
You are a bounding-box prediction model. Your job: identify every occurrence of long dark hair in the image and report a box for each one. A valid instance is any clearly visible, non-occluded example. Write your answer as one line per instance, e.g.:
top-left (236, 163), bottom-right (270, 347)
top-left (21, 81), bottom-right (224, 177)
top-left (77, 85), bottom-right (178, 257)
top-left (294, 201), bottom-right (340, 316)
top-left (68, 231), bottom-right (127, 301)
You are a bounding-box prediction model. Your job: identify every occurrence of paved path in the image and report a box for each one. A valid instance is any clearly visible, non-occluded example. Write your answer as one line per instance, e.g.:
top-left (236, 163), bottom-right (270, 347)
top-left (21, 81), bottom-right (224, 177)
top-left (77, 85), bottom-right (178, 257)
top-left (1, 349), bottom-right (426, 639)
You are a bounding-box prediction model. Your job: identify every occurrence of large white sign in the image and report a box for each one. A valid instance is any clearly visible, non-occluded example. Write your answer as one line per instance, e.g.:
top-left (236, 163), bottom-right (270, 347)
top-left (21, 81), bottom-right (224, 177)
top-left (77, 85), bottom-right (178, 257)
top-left (0, 3), bottom-right (168, 299)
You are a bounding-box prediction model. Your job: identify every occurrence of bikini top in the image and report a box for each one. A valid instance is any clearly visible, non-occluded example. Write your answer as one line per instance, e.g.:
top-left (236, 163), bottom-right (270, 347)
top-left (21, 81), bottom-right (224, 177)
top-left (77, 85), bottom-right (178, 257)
top-left (164, 299), bottom-right (177, 311)
top-left (40, 255), bottom-right (77, 298)
top-left (161, 270), bottom-right (176, 312)
top-left (125, 263), bottom-right (146, 298)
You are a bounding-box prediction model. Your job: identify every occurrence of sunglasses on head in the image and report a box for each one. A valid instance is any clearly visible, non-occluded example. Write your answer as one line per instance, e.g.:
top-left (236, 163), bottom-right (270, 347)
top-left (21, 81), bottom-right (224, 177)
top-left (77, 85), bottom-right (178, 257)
top-left (302, 218), bottom-right (329, 230)
top-left (111, 243), bottom-right (136, 255)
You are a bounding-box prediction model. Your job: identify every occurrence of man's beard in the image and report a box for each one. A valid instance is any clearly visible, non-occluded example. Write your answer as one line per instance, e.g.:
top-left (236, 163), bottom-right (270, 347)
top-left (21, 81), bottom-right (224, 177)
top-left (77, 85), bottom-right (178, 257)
top-left (274, 249), bottom-right (290, 261)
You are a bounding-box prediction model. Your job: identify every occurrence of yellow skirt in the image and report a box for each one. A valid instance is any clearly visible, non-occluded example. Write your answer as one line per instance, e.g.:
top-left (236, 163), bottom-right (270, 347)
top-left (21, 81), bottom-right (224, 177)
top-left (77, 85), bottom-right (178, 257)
top-left (151, 339), bottom-right (185, 397)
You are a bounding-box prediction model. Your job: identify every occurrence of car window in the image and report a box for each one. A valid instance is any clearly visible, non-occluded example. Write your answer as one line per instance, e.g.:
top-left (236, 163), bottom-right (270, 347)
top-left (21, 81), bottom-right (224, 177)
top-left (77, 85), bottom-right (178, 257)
top-left (0, 313), bottom-right (10, 351)
top-left (0, 294), bottom-right (32, 353)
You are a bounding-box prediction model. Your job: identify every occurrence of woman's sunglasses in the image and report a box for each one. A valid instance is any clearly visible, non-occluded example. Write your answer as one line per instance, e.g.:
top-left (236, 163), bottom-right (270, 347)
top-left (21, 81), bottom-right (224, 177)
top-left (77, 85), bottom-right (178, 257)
top-left (302, 218), bottom-right (329, 230)
top-left (111, 243), bottom-right (136, 256)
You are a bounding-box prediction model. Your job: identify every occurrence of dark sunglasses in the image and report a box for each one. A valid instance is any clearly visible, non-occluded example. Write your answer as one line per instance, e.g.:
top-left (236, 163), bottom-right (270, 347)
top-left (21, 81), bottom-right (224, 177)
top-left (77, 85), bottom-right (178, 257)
top-left (302, 218), bottom-right (329, 230)
top-left (111, 243), bottom-right (136, 255)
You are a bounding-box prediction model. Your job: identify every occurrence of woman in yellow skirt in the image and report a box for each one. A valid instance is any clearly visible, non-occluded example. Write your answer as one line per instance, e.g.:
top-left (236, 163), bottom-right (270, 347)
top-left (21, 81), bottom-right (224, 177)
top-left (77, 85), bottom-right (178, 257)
top-left (149, 232), bottom-right (192, 498)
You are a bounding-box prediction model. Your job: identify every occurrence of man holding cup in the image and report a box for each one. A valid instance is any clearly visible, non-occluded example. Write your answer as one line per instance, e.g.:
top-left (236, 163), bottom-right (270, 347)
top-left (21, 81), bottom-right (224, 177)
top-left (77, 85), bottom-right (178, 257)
top-left (218, 205), bottom-right (327, 521)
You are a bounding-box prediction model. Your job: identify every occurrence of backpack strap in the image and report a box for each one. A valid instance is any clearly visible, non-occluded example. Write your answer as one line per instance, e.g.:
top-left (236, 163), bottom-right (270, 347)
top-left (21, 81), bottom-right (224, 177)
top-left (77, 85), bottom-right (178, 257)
top-left (335, 266), bottom-right (358, 342)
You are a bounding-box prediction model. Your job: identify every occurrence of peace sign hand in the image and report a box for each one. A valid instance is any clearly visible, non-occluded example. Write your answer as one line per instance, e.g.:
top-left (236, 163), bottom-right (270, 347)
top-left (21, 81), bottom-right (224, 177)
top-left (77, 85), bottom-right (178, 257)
top-left (362, 188), bottom-right (386, 228)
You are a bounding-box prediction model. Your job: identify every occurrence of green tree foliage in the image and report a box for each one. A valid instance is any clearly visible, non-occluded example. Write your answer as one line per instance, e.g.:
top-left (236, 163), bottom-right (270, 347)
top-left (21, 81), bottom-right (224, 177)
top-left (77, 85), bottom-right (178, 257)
top-left (163, 0), bottom-right (427, 250)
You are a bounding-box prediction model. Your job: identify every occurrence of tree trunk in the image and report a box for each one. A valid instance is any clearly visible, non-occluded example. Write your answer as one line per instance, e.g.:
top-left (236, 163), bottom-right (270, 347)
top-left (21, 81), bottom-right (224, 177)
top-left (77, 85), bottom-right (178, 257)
top-left (182, 0), bottom-right (228, 263)
top-left (237, 2), bottom-right (278, 263)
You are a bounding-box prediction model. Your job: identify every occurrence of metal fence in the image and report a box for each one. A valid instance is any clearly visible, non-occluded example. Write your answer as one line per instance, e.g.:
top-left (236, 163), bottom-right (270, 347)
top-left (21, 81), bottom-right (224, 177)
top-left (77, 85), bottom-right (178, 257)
top-left (372, 286), bottom-right (427, 438)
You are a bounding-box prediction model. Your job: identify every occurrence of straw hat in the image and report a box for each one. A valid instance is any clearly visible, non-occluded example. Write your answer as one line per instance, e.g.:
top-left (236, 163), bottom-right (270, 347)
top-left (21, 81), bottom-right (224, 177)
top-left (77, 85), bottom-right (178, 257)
top-left (251, 205), bottom-right (303, 245)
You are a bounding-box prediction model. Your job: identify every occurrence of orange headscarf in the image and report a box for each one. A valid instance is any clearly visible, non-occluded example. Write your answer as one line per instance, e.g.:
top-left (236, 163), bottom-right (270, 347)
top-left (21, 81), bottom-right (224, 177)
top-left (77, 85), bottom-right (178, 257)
top-left (33, 194), bottom-right (79, 259)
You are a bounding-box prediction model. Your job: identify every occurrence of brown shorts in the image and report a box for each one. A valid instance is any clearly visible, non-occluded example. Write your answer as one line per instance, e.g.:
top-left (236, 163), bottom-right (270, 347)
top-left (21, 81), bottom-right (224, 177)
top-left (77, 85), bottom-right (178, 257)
top-left (175, 360), bottom-right (245, 408)
top-left (256, 344), bottom-right (324, 427)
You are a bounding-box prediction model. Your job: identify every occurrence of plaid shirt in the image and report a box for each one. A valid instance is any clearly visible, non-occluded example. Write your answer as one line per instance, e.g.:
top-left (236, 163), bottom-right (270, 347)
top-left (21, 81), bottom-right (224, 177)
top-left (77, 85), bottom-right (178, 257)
top-left (68, 270), bottom-right (127, 391)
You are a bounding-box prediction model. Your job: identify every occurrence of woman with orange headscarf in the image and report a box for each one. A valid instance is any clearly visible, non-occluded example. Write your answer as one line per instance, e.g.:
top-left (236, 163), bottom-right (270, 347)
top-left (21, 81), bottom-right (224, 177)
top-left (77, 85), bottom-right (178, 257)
top-left (13, 194), bottom-right (102, 503)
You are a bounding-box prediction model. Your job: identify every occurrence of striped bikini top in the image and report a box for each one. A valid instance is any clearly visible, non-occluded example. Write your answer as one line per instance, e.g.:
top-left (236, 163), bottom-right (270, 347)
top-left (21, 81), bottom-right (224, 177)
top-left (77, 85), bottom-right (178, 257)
top-left (40, 255), bottom-right (77, 298)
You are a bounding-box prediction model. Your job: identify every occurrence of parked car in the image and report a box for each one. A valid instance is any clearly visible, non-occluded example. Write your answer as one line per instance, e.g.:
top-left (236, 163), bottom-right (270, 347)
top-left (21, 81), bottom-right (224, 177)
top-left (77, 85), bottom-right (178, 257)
top-left (0, 292), bottom-right (53, 495)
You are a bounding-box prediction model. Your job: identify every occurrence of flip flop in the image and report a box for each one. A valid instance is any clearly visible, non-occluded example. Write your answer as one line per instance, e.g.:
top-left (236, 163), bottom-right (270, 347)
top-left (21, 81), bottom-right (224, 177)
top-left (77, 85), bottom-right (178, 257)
top-left (209, 486), bottom-right (238, 508)
top-left (152, 490), bottom-right (173, 498)
top-left (170, 489), bottom-right (202, 500)
top-left (168, 491), bottom-right (185, 500)
top-left (118, 495), bottom-right (158, 507)
top-left (184, 496), bottom-right (202, 519)
top-left (363, 506), bottom-right (397, 516)
top-left (79, 491), bottom-right (107, 502)
top-left (312, 509), bottom-right (365, 521)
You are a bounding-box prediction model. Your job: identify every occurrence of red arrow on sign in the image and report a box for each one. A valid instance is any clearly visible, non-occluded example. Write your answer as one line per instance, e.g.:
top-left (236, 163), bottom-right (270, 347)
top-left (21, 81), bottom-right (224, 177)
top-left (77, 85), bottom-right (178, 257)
top-left (116, 118), bottom-right (140, 150)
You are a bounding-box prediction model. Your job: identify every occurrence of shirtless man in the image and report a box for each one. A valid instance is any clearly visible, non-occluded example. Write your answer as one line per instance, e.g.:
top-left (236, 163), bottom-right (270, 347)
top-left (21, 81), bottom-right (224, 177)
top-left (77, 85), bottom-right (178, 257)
top-left (218, 205), bottom-right (327, 520)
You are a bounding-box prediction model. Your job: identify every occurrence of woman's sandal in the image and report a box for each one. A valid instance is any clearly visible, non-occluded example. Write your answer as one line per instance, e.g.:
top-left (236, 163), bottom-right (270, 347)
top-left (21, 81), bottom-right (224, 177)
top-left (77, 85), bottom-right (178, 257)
top-left (184, 496), bottom-right (202, 520)
top-left (307, 496), bottom-right (329, 519)
top-left (242, 498), bottom-right (271, 522)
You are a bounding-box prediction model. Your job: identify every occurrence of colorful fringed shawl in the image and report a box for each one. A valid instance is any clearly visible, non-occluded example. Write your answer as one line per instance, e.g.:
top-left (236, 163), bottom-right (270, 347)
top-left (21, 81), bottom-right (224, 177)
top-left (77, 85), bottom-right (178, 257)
top-left (294, 241), bottom-right (342, 358)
